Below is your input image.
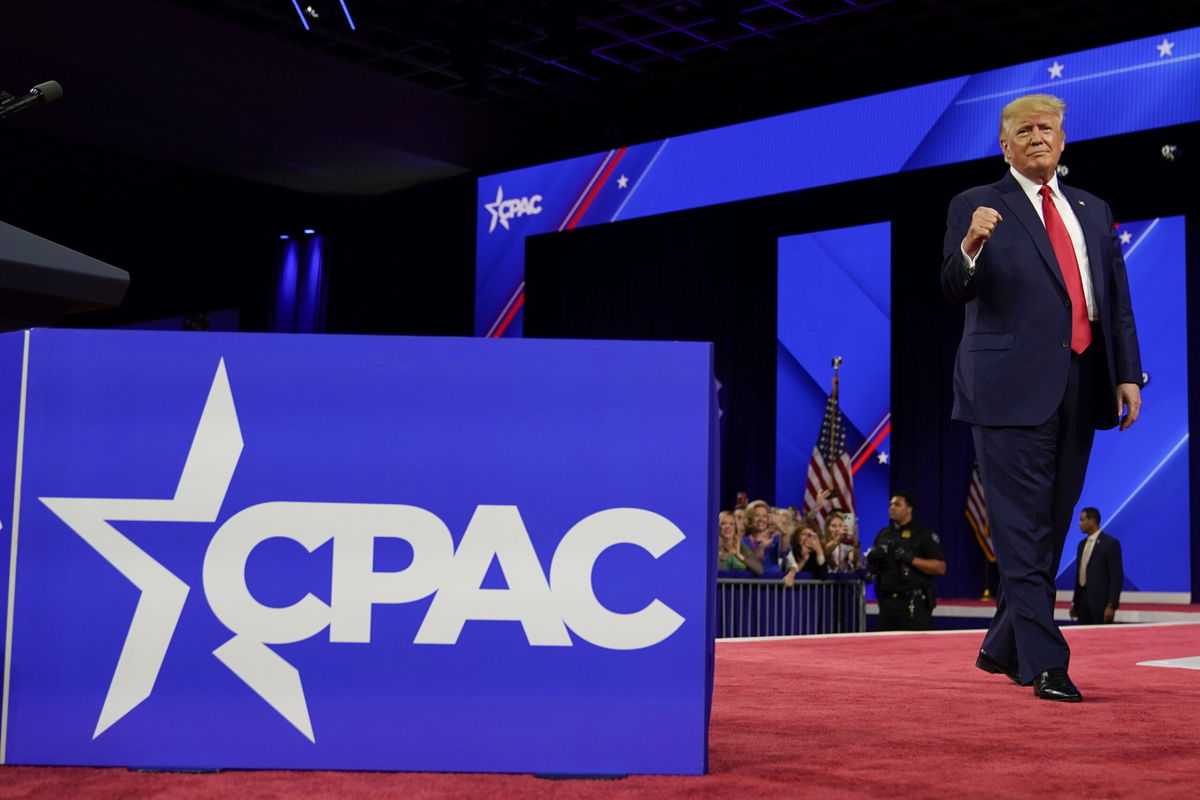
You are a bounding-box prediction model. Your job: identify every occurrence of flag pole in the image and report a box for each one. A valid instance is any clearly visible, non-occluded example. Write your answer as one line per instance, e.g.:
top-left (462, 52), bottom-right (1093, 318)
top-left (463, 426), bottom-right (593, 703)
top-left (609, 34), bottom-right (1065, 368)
top-left (829, 356), bottom-right (842, 456)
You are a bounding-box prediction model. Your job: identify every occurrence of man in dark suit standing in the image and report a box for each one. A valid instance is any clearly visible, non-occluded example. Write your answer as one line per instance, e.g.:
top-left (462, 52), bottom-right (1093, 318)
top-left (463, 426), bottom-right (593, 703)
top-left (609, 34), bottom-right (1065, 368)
top-left (1071, 507), bottom-right (1123, 625)
top-left (941, 94), bottom-right (1143, 702)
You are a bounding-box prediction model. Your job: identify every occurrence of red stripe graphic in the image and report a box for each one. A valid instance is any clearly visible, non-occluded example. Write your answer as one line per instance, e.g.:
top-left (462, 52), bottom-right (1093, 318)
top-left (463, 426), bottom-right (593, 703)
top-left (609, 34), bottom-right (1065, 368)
top-left (565, 147), bottom-right (627, 230)
top-left (490, 292), bottom-right (525, 339)
top-left (487, 149), bottom-right (627, 338)
top-left (851, 421), bottom-right (891, 475)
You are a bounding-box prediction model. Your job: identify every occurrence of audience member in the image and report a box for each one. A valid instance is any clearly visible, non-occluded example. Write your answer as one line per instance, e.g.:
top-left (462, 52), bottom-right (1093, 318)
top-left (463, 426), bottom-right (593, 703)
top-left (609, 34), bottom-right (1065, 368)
top-left (718, 510), bottom-right (764, 575)
top-left (743, 499), bottom-right (784, 569)
top-left (823, 512), bottom-right (861, 573)
top-left (777, 508), bottom-right (800, 553)
top-left (770, 507), bottom-right (789, 536)
top-left (782, 519), bottom-right (829, 585)
top-left (733, 504), bottom-right (747, 537)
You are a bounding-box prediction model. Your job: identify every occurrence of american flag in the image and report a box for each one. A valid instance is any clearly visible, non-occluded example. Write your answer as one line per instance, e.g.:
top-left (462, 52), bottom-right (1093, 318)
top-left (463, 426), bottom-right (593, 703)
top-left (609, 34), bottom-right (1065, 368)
top-left (965, 461), bottom-right (996, 562)
top-left (803, 361), bottom-right (854, 524)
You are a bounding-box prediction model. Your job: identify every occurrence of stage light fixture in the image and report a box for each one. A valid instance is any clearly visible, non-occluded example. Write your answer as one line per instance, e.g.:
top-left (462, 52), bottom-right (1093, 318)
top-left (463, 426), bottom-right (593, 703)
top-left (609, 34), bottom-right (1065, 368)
top-left (280, 234), bottom-right (291, 240)
top-left (303, 228), bottom-right (316, 235)
top-left (1056, 164), bottom-right (1069, 178)
top-left (305, 5), bottom-right (320, 19)
top-left (1161, 144), bottom-right (1180, 162)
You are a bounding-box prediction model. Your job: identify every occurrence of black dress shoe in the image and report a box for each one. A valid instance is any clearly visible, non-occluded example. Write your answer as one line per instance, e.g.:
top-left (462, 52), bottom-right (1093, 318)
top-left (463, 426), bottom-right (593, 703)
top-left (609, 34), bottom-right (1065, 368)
top-left (976, 649), bottom-right (1021, 685)
top-left (1033, 668), bottom-right (1083, 702)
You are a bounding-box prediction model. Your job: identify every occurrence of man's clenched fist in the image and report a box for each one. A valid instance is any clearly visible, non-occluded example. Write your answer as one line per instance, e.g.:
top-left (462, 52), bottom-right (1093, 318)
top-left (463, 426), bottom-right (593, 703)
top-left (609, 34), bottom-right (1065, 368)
top-left (962, 206), bottom-right (1004, 259)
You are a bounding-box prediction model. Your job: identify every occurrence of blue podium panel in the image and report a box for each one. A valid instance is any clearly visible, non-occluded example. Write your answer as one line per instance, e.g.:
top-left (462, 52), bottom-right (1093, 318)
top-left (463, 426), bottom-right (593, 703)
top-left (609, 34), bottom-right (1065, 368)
top-left (0, 332), bottom-right (24, 665)
top-left (0, 330), bottom-right (716, 775)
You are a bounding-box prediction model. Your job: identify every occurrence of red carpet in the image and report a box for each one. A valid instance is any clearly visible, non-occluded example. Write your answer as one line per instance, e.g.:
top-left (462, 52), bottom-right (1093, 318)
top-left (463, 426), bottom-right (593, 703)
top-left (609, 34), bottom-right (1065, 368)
top-left (3, 623), bottom-right (1198, 798)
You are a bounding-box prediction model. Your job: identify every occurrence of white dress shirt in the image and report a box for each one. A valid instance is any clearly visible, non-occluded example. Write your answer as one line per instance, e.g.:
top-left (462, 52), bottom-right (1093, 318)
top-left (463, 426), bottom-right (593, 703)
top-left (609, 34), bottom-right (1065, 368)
top-left (1078, 530), bottom-right (1100, 586)
top-left (961, 167), bottom-right (1097, 321)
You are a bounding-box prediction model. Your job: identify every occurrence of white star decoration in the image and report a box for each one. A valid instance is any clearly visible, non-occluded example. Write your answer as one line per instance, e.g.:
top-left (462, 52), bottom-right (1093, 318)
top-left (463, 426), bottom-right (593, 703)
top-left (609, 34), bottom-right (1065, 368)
top-left (1157, 39), bottom-right (1175, 58)
top-left (1048, 61), bottom-right (1065, 79)
top-left (617, 174), bottom-right (629, 189)
top-left (876, 452), bottom-right (889, 465)
top-left (39, 360), bottom-right (245, 739)
top-left (1119, 230), bottom-right (1133, 245)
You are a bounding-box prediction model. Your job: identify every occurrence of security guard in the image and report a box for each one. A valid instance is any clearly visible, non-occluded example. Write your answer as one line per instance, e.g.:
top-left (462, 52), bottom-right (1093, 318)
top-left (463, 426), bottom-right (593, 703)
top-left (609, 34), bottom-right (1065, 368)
top-left (867, 492), bottom-right (947, 630)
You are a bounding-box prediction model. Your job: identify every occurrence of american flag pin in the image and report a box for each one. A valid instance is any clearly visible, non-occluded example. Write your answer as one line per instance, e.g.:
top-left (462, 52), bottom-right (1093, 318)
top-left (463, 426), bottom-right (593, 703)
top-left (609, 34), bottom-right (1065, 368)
top-left (1078, 200), bottom-right (1085, 205)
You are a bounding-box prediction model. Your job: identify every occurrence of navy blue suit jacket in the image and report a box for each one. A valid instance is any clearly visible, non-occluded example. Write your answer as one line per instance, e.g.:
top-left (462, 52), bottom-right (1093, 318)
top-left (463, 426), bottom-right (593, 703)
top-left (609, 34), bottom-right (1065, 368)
top-left (1072, 532), bottom-right (1123, 610)
top-left (941, 172), bottom-right (1142, 429)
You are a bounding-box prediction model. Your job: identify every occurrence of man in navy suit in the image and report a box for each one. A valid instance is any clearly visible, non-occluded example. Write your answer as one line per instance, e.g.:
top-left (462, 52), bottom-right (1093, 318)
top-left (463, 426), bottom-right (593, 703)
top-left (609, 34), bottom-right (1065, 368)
top-left (941, 94), bottom-right (1142, 702)
top-left (1071, 507), bottom-right (1124, 625)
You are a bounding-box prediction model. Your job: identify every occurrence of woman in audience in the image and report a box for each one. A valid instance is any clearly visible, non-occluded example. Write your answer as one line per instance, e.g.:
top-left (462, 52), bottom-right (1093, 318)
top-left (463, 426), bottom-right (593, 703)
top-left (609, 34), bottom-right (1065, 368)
top-left (718, 510), bottom-right (763, 575)
top-left (823, 512), bottom-right (861, 573)
top-left (742, 499), bottom-right (783, 570)
top-left (783, 519), bottom-right (829, 585)
top-left (770, 507), bottom-right (789, 537)
top-left (776, 508), bottom-right (799, 554)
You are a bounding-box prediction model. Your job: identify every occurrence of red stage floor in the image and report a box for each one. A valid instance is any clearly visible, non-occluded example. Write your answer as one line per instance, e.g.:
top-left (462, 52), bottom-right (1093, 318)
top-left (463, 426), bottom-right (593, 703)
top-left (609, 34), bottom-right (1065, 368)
top-left (3, 622), bottom-right (1199, 798)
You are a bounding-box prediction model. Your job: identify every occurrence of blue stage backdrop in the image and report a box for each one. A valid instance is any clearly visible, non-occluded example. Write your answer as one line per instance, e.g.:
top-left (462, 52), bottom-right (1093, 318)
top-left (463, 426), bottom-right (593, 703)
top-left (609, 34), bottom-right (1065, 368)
top-left (0, 329), bottom-right (716, 774)
top-left (1056, 216), bottom-right (1190, 597)
top-left (776, 222), bottom-right (891, 530)
top-left (477, 26), bottom-right (1200, 338)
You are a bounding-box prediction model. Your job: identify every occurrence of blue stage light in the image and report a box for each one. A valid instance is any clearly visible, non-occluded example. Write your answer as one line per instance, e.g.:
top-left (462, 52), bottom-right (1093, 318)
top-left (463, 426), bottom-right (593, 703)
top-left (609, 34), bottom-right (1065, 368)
top-left (339, 0), bottom-right (357, 31)
top-left (290, 0), bottom-right (311, 31)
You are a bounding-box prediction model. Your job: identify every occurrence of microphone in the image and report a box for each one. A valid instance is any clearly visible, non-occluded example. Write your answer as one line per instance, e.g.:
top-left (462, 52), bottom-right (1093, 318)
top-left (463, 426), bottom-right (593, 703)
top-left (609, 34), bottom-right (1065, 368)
top-left (0, 80), bottom-right (63, 120)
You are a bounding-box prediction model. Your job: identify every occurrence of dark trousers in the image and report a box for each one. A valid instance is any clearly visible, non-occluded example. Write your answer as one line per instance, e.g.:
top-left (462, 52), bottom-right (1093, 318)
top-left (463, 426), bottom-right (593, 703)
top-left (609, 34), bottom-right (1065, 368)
top-left (877, 592), bottom-right (933, 631)
top-left (974, 332), bottom-right (1107, 683)
top-left (1073, 594), bottom-right (1108, 625)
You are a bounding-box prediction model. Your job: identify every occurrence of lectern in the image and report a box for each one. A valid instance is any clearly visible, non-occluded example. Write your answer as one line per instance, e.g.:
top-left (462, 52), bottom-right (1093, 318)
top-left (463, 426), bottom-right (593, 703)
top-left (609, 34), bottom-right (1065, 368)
top-left (0, 220), bottom-right (128, 330)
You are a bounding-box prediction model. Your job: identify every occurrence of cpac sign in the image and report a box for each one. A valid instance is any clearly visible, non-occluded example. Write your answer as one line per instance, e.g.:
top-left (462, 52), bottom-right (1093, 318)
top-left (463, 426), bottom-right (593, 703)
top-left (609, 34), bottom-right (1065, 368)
top-left (201, 503), bottom-right (683, 740)
top-left (2, 330), bottom-right (714, 775)
top-left (38, 360), bottom-right (685, 744)
top-left (483, 184), bottom-right (543, 232)
top-left (206, 503), bottom-right (684, 652)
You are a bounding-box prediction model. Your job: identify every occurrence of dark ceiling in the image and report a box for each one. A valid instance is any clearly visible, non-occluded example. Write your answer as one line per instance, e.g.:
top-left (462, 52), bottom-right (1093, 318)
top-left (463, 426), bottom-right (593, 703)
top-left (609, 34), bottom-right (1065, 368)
top-left (2, 0), bottom-right (1198, 196)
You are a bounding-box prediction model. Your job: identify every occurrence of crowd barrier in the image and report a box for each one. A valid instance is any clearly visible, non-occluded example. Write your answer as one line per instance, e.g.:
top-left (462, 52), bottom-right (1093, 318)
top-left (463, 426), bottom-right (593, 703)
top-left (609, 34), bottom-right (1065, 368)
top-left (716, 573), bottom-right (866, 637)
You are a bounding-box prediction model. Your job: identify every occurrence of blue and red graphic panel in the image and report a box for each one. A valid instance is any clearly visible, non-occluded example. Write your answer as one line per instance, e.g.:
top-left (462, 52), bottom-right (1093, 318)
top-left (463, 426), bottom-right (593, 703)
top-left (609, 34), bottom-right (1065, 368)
top-left (1055, 216), bottom-right (1190, 594)
top-left (477, 26), bottom-right (1200, 337)
top-left (776, 223), bottom-right (891, 534)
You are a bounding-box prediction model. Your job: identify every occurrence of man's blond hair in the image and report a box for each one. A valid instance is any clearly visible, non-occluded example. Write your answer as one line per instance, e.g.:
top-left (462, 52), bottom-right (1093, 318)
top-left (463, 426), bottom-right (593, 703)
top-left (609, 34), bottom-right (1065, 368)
top-left (999, 94), bottom-right (1066, 138)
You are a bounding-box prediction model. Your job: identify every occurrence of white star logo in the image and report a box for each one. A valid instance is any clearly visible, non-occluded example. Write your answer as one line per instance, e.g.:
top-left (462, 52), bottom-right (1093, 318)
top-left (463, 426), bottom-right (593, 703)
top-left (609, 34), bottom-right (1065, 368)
top-left (484, 185), bottom-right (509, 233)
top-left (1048, 61), bottom-right (1065, 79)
top-left (617, 174), bottom-right (629, 189)
top-left (876, 452), bottom-right (889, 465)
top-left (1119, 230), bottom-right (1133, 245)
top-left (38, 361), bottom-right (316, 743)
top-left (1157, 38), bottom-right (1175, 58)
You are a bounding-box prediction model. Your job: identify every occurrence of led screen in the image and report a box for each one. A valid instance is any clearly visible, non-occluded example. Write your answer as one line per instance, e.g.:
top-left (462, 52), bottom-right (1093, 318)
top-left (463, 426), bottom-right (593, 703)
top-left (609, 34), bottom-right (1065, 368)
top-left (776, 223), bottom-right (891, 535)
top-left (477, 26), bottom-right (1200, 338)
top-left (1056, 216), bottom-right (1189, 596)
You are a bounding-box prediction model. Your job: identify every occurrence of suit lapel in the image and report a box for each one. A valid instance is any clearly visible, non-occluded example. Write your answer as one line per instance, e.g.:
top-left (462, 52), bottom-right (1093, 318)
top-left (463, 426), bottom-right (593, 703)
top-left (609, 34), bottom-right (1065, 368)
top-left (993, 173), bottom-right (1067, 295)
top-left (1059, 183), bottom-right (1108, 313)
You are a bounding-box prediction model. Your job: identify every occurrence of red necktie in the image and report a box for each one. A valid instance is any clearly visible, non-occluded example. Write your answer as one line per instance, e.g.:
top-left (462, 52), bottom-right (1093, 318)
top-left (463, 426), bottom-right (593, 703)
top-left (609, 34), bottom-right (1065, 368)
top-left (1039, 185), bottom-right (1091, 354)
